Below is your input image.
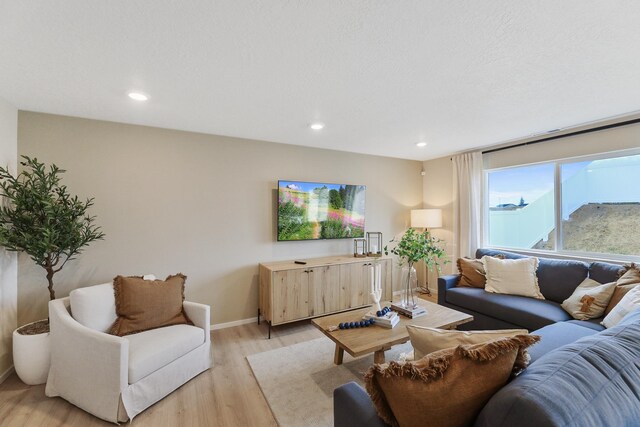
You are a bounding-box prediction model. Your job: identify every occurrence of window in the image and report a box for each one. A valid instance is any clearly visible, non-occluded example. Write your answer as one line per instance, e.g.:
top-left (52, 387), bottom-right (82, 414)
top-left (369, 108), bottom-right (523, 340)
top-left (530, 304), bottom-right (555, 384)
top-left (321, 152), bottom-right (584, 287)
top-left (486, 151), bottom-right (640, 259)
top-left (487, 164), bottom-right (555, 250)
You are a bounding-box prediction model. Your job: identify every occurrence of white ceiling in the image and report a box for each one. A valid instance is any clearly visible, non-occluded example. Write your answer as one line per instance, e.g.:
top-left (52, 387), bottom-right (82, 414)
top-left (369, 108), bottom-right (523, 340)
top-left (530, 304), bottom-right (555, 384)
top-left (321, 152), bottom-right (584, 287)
top-left (1, 1), bottom-right (640, 161)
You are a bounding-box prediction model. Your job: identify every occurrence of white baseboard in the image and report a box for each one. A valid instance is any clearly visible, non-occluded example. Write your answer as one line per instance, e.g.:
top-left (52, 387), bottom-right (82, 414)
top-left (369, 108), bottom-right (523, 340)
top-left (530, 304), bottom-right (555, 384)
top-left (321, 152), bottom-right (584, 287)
top-left (211, 316), bottom-right (258, 330)
top-left (0, 366), bottom-right (14, 384)
top-left (209, 290), bottom-right (438, 332)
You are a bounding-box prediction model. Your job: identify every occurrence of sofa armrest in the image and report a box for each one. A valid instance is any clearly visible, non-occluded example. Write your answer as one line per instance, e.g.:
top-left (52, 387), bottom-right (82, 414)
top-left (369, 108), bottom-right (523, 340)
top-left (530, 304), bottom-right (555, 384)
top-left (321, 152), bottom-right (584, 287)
top-left (334, 382), bottom-right (389, 427)
top-left (437, 274), bottom-right (460, 305)
top-left (46, 298), bottom-right (128, 423)
top-left (183, 301), bottom-right (211, 343)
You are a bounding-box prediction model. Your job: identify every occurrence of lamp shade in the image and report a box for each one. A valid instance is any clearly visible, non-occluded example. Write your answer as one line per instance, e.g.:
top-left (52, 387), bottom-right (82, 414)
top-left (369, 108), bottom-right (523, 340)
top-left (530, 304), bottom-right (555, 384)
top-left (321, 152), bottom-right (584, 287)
top-left (411, 209), bottom-right (442, 228)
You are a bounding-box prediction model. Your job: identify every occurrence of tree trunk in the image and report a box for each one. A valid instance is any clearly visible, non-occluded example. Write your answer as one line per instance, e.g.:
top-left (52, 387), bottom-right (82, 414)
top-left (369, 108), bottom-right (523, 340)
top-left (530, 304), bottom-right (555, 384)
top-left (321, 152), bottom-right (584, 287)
top-left (45, 266), bottom-right (55, 300)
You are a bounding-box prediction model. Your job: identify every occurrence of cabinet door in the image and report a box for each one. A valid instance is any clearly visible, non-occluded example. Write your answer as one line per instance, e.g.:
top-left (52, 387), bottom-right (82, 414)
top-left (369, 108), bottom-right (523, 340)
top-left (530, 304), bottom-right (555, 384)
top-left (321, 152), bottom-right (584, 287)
top-left (339, 262), bottom-right (372, 309)
top-left (381, 259), bottom-right (393, 301)
top-left (272, 269), bottom-right (309, 324)
top-left (309, 265), bottom-right (341, 316)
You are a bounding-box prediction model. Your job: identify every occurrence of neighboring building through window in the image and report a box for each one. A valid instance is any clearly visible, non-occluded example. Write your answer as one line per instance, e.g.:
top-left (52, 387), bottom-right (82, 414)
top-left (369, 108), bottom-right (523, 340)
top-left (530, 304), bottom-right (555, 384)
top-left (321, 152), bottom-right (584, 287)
top-left (486, 151), bottom-right (640, 259)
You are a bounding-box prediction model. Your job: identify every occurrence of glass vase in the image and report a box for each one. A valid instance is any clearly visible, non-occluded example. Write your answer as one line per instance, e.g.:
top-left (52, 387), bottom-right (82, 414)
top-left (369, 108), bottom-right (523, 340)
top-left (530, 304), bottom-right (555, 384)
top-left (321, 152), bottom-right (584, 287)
top-left (401, 264), bottom-right (418, 309)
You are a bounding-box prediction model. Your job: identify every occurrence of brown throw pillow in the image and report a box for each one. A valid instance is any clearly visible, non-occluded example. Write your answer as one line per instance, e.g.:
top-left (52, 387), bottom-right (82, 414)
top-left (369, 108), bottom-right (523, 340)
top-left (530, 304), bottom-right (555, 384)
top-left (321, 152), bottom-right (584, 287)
top-left (604, 264), bottom-right (640, 315)
top-left (109, 274), bottom-right (193, 336)
top-left (364, 335), bottom-right (539, 427)
top-left (457, 254), bottom-right (506, 288)
top-left (617, 263), bottom-right (640, 285)
top-left (407, 325), bottom-right (529, 359)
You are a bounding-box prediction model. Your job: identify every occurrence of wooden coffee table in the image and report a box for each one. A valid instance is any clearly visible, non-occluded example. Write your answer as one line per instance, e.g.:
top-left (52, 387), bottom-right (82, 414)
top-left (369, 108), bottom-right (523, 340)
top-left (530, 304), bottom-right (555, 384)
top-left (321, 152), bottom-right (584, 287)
top-left (311, 299), bottom-right (473, 365)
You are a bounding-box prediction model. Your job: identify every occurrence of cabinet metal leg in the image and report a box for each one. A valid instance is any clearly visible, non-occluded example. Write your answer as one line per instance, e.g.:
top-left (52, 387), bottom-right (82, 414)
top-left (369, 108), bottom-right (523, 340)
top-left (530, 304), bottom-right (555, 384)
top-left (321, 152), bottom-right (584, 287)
top-left (257, 308), bottom-right (261, 325)
top-left (268, 321), bottom-right (271, 339)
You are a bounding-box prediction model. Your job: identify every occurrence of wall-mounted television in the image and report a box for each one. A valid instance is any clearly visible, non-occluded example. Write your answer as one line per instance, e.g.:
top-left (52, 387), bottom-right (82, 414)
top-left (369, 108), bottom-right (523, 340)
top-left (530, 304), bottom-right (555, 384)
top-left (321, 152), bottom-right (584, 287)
top-left (277, 180), bottom-right (366, 241)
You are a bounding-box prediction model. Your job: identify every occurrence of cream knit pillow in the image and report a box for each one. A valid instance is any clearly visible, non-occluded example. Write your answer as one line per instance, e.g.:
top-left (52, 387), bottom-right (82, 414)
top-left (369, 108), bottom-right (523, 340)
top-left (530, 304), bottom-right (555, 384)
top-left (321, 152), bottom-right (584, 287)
top-left (482, 256), bottom-right (544, 299)
top-left (561, 278), bottom-right (617, 320)
top-left (602, 285), bottom-right (640, 328)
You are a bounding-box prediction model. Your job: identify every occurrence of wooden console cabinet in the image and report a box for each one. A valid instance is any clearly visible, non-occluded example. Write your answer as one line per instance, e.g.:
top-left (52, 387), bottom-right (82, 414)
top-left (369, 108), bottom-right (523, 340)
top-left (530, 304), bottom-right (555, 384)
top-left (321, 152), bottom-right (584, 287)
top-left (259, 255), bottom-right (393, 337)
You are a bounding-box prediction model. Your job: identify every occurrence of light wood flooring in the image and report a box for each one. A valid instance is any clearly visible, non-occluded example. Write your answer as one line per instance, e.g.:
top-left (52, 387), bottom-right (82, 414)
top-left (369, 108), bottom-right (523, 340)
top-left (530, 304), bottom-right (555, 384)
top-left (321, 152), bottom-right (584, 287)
top-left (0, 293), bottom-right (436, 427)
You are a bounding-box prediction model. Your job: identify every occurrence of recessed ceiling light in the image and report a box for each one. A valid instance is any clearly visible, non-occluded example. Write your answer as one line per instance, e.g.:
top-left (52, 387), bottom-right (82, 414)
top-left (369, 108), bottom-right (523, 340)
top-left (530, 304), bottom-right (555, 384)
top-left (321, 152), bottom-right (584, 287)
top-left (128, 92), bottom-right (148, 101)
top-left (310, 122), bottom-right (325, 130)
top-left (416, 142), bottom-right (428, 148)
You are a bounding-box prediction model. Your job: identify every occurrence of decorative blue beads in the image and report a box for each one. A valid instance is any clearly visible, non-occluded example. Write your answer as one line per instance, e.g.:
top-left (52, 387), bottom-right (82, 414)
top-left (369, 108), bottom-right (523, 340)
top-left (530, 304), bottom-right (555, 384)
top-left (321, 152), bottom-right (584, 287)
top-left (338, 318), bottom-right (376, 329)
top-left (376, 307), bottom-right (391, 317)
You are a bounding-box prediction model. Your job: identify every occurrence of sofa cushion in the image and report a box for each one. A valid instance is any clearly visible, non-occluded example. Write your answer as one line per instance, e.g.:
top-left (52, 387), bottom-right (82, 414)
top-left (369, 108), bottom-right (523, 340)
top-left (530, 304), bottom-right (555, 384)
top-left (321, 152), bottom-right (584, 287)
top-left (365, 335), bottom-right (539, 427)
top-left (602, 285), bottom-right (640, 328)
top-left (126, 324), bottom-right (205, 383)
top-left (589, 261), bottom-right (624, 284)
top-left (561, 278), bottom-right (617, 320)
top-left (618, 307), bottom-right (640, 326)
top-left (446, 287), bottom-right (571, 331)
top-left (70, 283), bottom-right (117, 333)
top-left (457, 255), bottom-right (506, 288)
top-left (605, 265), bottom-right (640, 315)
top-left (476, 249), bottom-right (589, 303)
top-left (536, 258), bottom-right (589, 303)
top-left (483, 257), bottom-right (544, 299)
top-left (457, 258), bottom-right (489, 288)
top-left (110, 274), bottom-right (193, 336)
top-left (527, 322), bottom-right (598, 364)
top-left (407, 326), bottom-right (528, 359)
top-left (565, 319), bottom-right (605, 331)
top-left (475, 317), bottom-right (640, 427)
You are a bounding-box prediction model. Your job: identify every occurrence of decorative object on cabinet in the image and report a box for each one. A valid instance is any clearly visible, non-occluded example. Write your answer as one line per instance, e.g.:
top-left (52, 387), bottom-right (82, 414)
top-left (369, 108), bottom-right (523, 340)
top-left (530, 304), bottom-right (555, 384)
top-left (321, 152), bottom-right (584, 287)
top-left (353, 238), bottom-right (367, 257)
top-left (366, 232), bottom-right (383, 257)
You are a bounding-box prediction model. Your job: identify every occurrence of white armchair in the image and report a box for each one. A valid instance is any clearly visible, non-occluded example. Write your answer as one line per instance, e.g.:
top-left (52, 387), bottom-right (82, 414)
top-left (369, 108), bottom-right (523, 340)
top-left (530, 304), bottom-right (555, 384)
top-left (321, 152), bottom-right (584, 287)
top-left (45, 282), bottom-right (212, 423)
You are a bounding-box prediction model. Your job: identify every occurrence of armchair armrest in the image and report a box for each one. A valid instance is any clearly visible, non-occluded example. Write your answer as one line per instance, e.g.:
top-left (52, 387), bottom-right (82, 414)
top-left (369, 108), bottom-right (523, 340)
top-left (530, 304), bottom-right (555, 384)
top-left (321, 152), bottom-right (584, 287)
top-left (183, 301), bottom-right (211, 343)
top-left (46, 298), bottom-right (129, 423)
top-left (334, 382), bottom-right (389, 427)
top-left (437, 274), bottom-right (460, 305)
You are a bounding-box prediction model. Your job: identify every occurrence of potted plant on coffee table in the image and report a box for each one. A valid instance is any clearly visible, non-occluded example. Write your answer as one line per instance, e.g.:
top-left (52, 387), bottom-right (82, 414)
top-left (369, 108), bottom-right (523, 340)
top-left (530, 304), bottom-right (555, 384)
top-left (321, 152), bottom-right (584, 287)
top-left (0, 156), bottom-right (104, 385)
top-left (384, 227), bottom-right (447, 309)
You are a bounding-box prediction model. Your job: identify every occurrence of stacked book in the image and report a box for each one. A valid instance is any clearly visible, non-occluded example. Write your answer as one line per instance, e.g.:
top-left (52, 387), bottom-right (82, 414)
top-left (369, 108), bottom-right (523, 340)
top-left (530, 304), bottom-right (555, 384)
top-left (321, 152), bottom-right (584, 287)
top-left (391, 303), bottom-right (428, 319)
top-left (362, 310), bottom-right (400, 329)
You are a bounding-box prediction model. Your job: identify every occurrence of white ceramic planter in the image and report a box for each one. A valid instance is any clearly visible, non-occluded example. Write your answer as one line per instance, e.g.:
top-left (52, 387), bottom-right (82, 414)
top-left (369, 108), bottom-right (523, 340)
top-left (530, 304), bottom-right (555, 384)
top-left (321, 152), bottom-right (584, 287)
top-left (13, 321), bottom-right (51, 385)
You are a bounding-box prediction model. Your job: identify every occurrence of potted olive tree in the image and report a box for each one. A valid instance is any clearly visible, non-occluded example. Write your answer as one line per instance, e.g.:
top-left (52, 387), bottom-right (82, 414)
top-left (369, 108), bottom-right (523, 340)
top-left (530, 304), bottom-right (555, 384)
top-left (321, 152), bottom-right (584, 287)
top-left (0, 156), bottom-right (104, 384)
top-left (385, 227), bottom-right (447, 309)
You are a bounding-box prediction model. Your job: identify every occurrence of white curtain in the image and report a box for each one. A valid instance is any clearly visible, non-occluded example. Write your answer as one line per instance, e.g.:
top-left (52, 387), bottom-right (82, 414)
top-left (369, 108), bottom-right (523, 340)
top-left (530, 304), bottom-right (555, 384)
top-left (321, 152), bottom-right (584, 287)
top-left (452, 152), bottom-right (483, 259)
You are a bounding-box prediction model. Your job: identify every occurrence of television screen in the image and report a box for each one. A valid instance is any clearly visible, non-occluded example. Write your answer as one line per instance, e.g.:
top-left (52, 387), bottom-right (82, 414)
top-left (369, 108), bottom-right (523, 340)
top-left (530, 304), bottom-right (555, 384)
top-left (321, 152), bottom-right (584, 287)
top-left (277, 180), bottom-right (366, 241)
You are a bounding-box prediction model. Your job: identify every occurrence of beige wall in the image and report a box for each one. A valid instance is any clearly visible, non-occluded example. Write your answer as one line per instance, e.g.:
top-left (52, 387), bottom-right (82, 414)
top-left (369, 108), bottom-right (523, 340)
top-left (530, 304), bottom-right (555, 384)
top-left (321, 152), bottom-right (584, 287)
top-left (423, 119), bottom-right (640, 276)
top-left (421, 156), bottom-right (456, 284)
top-left (0, 97), bottom-right (18, 379)
top-left (17, 112), bottom-right (423, 326)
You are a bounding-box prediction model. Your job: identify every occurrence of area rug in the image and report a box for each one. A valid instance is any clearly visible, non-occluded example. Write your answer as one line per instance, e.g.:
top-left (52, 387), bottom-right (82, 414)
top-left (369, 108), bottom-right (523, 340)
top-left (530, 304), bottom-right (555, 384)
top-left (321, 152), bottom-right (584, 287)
top-left (247, 337), bottom-right (412, 427)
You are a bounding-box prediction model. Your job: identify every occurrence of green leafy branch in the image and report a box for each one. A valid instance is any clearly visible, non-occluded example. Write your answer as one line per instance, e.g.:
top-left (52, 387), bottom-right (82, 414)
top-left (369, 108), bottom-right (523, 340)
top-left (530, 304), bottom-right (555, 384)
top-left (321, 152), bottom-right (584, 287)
top-left (384, 227), bottom-right (448, 271)
top-left (0, 156), bottom-right (105, 300)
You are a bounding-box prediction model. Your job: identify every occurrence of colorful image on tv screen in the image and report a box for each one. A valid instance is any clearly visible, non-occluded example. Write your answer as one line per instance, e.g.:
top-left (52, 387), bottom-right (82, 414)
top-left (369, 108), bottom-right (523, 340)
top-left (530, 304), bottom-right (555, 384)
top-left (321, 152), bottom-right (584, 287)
top-left (278, 181), bottom-right (366, 241)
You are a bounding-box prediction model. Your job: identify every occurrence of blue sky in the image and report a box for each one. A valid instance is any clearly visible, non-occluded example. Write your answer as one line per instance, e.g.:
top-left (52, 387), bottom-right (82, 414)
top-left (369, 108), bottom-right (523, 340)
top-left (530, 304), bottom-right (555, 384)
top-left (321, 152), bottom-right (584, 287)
top-left (489, 164), bottom-right (554, 207)
top-left (488, 161), bottom-right (591, 207)
top-left (279, 181), bottom-right (348, 192)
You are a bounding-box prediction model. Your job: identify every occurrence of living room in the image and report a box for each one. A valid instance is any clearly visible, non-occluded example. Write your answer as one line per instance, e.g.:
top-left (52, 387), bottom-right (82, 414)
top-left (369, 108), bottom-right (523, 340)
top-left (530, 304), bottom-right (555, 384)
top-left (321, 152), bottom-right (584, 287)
top-left (1, 2), bottom-right (639, 426)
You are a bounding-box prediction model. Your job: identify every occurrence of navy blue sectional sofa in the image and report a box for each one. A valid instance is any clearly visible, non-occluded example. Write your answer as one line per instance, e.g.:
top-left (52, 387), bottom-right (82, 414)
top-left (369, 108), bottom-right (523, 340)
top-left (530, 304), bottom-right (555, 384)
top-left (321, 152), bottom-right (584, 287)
top-left (334, 308), bottom-right (640, 427)
top-left (334, 250), bottom-right (640, 427)
top-left (438, 248), bottom-right (622, 331)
